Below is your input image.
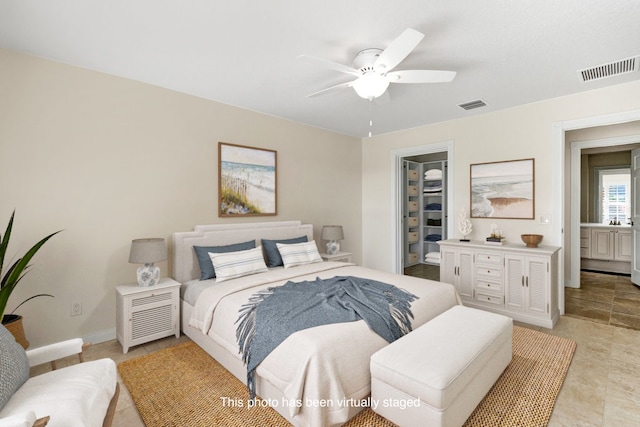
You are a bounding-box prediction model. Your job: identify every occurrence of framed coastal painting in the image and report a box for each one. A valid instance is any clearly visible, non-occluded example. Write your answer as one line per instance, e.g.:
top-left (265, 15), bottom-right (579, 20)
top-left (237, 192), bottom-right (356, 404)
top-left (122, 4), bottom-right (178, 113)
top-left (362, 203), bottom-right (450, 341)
top-left (470, 158), bottom-right (534, 219)
top-left (218, 142), bottom-right (277, 217)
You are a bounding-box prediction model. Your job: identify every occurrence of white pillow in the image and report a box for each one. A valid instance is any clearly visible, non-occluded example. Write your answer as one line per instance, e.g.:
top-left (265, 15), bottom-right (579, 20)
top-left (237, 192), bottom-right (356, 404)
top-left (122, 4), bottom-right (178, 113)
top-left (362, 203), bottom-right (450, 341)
top-left (208, 247), bottom-right (268, 282)
top-left (276, 241), bottom-right (323, 268)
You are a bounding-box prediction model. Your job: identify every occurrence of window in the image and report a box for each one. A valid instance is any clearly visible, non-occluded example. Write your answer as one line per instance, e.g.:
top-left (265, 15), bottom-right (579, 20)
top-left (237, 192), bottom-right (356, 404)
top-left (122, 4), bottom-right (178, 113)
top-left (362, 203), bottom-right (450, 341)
top-left (597, 168), bottom-right (630, 224)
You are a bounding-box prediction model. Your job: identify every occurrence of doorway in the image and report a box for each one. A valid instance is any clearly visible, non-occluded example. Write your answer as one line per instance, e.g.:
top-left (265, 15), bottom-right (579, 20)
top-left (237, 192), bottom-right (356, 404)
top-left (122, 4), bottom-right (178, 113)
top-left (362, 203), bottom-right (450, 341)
top-left (569, 134), bottom-right (640, 289)
top-left (391, 141), bottom-right (454, 275)
top-left (552, 110), bottom-right (640, 315)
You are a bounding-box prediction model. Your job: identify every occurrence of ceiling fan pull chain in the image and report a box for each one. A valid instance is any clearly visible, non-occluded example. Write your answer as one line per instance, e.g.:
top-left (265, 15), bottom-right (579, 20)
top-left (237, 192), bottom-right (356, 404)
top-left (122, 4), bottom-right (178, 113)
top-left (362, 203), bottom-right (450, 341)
top-left (368, 99), bottom-right (374, 137)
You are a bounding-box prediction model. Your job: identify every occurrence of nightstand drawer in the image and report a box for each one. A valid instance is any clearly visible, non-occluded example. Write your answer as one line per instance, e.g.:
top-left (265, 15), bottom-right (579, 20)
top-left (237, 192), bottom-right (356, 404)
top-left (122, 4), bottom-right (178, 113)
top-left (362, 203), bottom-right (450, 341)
top-left (131, 290), bottom-right (173, 307)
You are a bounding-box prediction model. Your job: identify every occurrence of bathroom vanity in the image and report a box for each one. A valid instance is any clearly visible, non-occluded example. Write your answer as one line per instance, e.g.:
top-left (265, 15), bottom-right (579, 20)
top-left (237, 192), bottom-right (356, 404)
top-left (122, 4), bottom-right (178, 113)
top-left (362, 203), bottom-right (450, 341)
top-left (580, 223), bottom-right (632, 274)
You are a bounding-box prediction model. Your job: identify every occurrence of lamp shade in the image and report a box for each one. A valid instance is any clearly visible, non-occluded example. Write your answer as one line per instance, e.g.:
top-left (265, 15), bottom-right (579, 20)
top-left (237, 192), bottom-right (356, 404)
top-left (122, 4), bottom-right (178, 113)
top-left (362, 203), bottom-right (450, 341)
top-left (128, 238), bottom-right (167, 264)
top-left (321, 226), bottom-right (344, 241)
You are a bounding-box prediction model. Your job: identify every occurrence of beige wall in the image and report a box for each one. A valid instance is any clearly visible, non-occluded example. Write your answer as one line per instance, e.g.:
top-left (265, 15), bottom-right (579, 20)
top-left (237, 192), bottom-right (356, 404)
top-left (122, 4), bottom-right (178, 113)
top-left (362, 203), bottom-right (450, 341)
top-left (361, 80), bottom-right (640, 273)
top-left (0, 48), bottom-right (362, 347)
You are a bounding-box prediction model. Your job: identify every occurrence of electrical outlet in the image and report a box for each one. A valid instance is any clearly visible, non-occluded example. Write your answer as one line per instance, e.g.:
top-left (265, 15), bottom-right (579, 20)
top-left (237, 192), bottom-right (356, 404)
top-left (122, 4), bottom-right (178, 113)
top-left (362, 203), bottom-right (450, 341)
top-left (71, 301), bottom-right (82, 316)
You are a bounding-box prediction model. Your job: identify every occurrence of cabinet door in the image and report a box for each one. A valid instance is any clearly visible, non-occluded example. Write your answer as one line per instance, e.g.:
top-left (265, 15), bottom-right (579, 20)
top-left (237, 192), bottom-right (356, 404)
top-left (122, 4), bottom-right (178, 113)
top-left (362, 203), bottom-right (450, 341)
top-left (505, 255), bottom-right (525, 310)
top-left (615, 230), bottom-right (632, 261)
top-left (439, 248), bottom-right (473, 298)
top-left (590, 228), bottom-right (614, 260)
top-left (129, 289), bottom-right (177, 345)
top-left (457, 250), bottom-right (474, 299)
top-left (439, 248), bottom-right (457, 285)
top-left (525, 256), bottom-right (548, 314)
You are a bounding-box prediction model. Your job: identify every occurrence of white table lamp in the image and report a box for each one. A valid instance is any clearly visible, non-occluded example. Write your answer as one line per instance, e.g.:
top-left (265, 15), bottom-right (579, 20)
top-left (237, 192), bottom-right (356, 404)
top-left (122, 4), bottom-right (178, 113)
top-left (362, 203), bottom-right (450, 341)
top-left (321, 225), bottom-right (344, 255)
top-left (129, 238), bottom-right (167, 286)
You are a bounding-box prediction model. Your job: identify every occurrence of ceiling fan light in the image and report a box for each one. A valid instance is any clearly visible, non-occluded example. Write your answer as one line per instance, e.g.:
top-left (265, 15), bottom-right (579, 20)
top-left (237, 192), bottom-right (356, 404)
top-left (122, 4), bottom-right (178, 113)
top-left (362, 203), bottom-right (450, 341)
top-left (352, 74), bottom-right (390, 99)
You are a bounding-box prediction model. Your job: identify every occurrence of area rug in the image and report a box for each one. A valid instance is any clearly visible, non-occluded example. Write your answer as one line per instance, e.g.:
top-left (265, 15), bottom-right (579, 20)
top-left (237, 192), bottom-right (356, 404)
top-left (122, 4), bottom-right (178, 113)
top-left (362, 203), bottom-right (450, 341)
top-left (118, 326), bottom-right (576, 427)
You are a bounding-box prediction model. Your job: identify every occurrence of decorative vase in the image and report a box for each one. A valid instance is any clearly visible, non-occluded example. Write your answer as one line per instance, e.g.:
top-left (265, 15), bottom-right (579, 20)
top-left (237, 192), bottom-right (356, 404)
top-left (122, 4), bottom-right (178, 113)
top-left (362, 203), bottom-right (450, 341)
top-left (137, 263), bottom-right (160, 287)
top-left (326, 241), bottom-right (340, 255)
top-left (2, 314), bottom-right (29, 349)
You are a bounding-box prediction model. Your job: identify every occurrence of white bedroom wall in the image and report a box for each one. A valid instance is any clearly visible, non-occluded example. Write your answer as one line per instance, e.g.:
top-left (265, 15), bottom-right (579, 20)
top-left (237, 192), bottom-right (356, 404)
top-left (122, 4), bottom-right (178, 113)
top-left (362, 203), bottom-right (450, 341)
top-left (0, 48), bottom-right (362, 347)
top-left (361, 79), bottom-right (640, 273)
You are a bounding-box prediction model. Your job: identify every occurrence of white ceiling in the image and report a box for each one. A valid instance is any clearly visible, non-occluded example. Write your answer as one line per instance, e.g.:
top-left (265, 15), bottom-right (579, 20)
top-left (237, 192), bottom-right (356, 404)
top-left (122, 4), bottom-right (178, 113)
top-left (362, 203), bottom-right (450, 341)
top-left (1, 0), bottom-right (639, 137)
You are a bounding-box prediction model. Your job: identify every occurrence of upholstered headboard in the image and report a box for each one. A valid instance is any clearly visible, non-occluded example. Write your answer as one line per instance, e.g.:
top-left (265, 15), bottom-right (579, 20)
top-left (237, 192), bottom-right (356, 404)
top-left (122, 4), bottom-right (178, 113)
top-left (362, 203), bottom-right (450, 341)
top-left (171, 220), bottom-right (314, 283)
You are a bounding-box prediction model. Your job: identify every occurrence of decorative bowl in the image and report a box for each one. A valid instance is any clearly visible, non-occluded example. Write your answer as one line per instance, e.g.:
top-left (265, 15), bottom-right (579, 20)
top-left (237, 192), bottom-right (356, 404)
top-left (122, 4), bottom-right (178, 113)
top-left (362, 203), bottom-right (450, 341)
top-left (521, 234), bottom-right (543, 248)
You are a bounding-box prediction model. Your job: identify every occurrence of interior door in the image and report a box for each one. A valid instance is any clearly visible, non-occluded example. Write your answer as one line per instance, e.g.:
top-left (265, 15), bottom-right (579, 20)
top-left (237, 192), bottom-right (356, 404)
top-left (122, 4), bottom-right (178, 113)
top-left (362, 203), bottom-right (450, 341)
top-left (631, 148), bottom-right (640, 285)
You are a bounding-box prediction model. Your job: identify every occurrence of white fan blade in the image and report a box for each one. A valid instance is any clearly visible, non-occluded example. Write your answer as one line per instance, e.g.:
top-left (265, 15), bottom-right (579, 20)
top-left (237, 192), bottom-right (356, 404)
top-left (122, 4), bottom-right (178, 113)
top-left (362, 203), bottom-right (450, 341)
top-left (297, 54), bottom-right (361, 77)
top-left (386, 70), bottom-right (457, 83)
top-left (307, 80), bottom-right (356, 98)
top-left (374, 28), bottom-right (424, 73)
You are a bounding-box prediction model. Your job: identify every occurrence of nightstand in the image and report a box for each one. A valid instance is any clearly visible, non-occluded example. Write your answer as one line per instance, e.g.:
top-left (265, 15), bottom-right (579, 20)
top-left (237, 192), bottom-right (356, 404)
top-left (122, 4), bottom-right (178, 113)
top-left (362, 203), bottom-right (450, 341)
top-left (116, 277), bottom-right (180, 354)
top-left (320, 252), bottom-right (353, 263)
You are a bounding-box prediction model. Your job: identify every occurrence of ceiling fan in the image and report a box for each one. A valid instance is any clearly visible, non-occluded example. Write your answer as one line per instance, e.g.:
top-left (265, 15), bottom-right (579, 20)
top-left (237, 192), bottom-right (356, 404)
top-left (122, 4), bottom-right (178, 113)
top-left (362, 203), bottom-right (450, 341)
top-left (300, 28), bottom-right (456, 100)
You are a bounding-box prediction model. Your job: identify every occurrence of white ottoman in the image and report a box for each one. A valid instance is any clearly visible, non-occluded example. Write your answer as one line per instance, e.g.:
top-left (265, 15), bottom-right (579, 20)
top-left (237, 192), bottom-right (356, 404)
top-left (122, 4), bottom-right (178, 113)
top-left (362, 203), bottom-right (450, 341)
top-left (370, 305), bottom-right (512, 427)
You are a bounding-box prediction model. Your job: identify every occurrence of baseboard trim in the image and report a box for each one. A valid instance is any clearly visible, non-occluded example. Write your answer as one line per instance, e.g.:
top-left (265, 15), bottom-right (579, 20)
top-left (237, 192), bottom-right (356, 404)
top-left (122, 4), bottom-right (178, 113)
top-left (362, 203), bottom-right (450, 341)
top-left (84, 328), bottom-right (116, 345)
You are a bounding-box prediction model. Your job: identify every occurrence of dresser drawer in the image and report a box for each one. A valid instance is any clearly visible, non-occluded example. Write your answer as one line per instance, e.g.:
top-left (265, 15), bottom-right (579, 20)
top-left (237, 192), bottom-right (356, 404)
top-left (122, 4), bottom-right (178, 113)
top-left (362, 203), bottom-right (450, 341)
top-left (476, 279), bottom-right (503, 294)
top-left (475, 252), bottom-right (503, 265)
top-left (580, 237), bottom-right (589, 248)
top-left (475, 266), bottom-right (503, 280)
top-left (475, 292), bottom-right (503, 306)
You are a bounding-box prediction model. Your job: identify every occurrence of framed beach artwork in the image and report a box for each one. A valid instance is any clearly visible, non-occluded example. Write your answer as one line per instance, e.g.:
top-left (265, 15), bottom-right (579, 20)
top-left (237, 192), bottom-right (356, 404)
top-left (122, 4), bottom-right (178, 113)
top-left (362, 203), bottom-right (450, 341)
top-left (470, 158), bottom-right (535, 219)
top-left (218, 142), bottom-right (277, 217)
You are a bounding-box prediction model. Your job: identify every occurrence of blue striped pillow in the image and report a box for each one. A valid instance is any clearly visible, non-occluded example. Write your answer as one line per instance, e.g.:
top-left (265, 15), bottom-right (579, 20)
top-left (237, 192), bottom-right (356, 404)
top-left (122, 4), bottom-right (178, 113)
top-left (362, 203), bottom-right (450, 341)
top-left (276, 241), bottom-right (323, 268)
top-left (208, 247), bottom-right (268, 282)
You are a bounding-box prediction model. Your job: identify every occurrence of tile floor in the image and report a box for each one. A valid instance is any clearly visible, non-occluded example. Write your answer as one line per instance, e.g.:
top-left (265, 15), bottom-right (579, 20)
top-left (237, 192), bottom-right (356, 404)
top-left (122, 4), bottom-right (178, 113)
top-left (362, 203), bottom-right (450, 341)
top-left (565, 270), bottom-right (640, 330)
top-left (29, 269), bottom-right (640, 426)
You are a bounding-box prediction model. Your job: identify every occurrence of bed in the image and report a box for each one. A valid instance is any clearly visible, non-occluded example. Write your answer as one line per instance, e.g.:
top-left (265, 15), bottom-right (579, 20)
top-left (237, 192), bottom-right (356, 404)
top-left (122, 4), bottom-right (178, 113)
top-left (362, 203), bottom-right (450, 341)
top-left (172, 220), bottom-right (459, 427)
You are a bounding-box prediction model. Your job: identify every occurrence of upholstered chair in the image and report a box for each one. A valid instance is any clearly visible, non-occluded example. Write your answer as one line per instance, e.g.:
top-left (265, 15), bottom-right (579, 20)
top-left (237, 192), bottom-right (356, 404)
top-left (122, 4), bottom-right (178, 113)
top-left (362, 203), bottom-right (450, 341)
top-left (0, 325), bottom-right (119, 427)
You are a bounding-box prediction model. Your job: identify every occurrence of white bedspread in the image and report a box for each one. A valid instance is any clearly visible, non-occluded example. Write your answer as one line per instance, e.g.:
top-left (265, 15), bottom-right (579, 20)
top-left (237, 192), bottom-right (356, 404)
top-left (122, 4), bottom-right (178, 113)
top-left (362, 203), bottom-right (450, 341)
top-left (189, 262), bottom-right (459, 427)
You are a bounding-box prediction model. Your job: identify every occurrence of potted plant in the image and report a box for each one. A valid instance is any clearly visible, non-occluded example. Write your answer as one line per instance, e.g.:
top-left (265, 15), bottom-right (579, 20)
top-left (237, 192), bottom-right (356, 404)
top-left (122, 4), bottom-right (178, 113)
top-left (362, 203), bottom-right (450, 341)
top-left (1, 210), bottom-right (60, 348)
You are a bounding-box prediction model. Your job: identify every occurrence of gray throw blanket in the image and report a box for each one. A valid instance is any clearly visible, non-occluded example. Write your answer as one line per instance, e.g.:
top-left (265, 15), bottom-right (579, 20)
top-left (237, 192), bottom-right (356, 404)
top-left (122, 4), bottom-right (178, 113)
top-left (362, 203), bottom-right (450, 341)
top-left (236, 275), bottom-right (418, 399)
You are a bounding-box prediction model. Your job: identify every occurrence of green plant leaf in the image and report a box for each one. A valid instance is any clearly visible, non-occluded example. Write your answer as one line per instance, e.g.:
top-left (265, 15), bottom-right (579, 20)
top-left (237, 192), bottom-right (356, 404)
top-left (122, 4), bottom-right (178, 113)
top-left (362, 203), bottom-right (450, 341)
top-left (0, 210), bottom-right (61, 319)
top-left (0, 210), bottom-right (16, 290)
top-left (10, 294), bottom-right (54, 314)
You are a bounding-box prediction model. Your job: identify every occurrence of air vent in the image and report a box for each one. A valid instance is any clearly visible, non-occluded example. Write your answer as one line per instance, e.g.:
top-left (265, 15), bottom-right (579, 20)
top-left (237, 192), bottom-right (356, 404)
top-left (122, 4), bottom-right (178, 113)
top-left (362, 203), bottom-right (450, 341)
top-left (458, 99), bottom-right (487, 111)
top-left (578, 55), bottom-right (639, 83)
